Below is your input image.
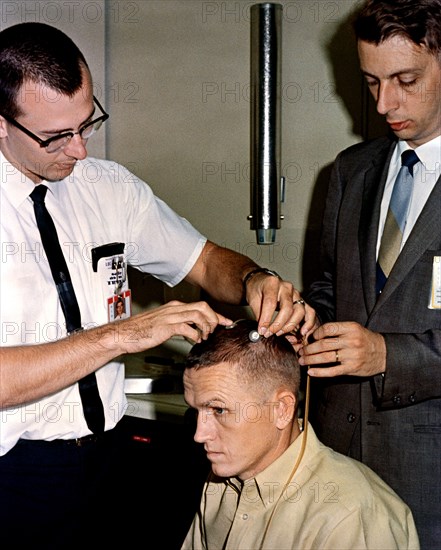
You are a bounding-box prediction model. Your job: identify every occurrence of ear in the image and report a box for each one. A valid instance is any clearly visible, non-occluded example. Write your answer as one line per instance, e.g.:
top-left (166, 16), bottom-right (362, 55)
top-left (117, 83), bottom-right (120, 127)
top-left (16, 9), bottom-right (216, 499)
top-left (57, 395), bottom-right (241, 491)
top-left (274, 389), bottom-right (296, 430)
top-left (0, 116), bottom-right (9, 138)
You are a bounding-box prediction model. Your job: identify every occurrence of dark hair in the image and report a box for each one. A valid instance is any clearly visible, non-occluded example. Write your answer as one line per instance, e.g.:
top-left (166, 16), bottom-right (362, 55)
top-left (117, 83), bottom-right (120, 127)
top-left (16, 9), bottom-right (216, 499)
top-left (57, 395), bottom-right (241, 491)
top-left (0, 22), bottom-right (89, 117)
top-left (353, 0), bottom-right (441, 56)
top-left (185, 320), bottom-right (301, 398)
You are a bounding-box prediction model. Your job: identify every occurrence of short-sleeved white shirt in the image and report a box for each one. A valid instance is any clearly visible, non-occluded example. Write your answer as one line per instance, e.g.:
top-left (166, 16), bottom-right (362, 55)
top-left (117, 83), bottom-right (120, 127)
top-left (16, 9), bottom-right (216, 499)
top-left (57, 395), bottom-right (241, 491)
top-left (0, 154), bottom-right (206, 455)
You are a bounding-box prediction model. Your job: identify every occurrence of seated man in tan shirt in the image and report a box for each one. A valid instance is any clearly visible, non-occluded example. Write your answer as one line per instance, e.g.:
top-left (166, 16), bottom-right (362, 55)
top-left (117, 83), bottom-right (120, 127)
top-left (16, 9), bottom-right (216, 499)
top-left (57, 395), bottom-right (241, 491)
top-left (181, 320), bottom-right (419, 550)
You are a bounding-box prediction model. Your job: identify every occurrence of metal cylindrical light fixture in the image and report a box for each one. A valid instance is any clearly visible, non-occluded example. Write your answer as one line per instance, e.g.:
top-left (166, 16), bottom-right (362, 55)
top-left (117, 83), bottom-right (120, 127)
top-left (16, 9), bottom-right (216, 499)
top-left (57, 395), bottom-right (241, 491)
top-left (249, 2), bottom-right (283, 245)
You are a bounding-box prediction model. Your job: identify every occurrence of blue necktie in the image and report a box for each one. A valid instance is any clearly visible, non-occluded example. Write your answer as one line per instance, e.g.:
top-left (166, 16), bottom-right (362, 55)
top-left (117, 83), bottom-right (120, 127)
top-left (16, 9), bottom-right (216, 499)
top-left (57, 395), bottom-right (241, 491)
top-left (31, 185), bottom-right (105, 434)
top-left (376, 149), bottom-right (419, 295)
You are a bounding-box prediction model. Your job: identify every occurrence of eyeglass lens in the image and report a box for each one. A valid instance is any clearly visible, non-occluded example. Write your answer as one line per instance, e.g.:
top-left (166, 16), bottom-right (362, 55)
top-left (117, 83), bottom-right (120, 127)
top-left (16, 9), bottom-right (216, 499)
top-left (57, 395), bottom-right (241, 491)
top-left (46, 119), bottom-right (104, 153)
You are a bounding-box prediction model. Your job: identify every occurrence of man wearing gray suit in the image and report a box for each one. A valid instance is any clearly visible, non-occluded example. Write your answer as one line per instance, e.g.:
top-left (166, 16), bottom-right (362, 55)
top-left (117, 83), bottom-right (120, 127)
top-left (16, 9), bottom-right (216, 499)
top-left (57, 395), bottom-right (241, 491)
top-left (297, 1), bottom-right (441, 548)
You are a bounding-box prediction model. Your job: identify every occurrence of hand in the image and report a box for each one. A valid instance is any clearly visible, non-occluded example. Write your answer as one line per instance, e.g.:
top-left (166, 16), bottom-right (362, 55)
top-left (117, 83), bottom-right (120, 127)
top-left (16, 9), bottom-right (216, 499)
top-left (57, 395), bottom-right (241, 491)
top-left (109, 300), bottom-right (233, 354)
top-left (298, 321), bottom-right (386, 378)
top-left (245, 274), bottom-right (318, 339)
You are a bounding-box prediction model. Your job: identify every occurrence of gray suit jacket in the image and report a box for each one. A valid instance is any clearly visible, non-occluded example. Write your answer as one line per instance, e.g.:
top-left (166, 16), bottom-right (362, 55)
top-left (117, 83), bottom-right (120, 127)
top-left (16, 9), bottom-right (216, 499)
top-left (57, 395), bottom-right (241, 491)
top-left (306, 136), bottom-right (441, 547)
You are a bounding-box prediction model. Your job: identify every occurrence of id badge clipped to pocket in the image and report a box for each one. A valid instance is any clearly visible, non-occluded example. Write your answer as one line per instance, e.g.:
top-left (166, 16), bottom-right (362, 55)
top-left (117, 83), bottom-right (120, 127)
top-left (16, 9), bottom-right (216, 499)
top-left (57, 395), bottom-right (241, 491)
top-left (91, 242), bottom-right (132, 322)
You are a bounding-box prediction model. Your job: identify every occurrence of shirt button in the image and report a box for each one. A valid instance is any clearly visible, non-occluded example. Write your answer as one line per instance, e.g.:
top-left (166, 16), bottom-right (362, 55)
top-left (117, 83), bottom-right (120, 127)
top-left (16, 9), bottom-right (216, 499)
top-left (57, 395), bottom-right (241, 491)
top-left (242, 514), bottom-right (249, 520)
top-left (393, 395), bottom-right (401, 406)
top-left (408, 394), bottom-right (416, 403)
top-left (347, 413), bottom-right (356, 423)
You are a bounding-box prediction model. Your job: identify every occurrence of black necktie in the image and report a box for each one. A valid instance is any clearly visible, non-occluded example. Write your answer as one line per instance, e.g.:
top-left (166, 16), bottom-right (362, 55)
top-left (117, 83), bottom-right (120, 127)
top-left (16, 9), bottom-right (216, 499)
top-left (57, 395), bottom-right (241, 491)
top-left (376, 150), bottom-right (420, 295)
top-left (30, 185), bottom-right (105, 434)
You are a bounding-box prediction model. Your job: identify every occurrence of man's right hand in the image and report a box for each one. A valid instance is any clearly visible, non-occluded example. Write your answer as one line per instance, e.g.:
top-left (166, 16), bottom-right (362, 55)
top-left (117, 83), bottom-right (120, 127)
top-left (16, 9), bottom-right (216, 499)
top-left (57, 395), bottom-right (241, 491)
top-left (109, 300), bottom-right (233, 354)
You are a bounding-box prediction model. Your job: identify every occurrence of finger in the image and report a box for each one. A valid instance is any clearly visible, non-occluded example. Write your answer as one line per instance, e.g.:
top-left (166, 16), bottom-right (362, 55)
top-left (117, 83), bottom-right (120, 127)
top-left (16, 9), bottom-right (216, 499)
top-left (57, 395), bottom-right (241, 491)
top-left (300, 304), bottom-right (319, 337)
top-left (183, 317), bottom-right (230, 344)
top-left (251, 281), bottom-right (280, 333)
top-left (298, 327), bottom-right (342, 365)
top-left (178, 323), bottom-right (204, 344)
top-left (285, 333), bottom-right (304, 353)
top-left (307, 365), bottom-right (347, 378)
top-left (313, 321), bottom-right (345, 341)
top-left (268, 312), bottom-right (300, 337)
top-left (186, 311), bottom-right (230, 340)
top-left (264, 312), bottom-right (302, 338)
top-left (161, 301), bottom-right (232, 339)
top-left (298, 346), bottom-right (340, 367)
top-left (302, 332), bottom-right (341, 357)
top-left (217, 314), bottom-right (234, 327)
top-left (262, 294), bottom-right (306, 336)
top-left (278, 296), bottom-right (307, 334)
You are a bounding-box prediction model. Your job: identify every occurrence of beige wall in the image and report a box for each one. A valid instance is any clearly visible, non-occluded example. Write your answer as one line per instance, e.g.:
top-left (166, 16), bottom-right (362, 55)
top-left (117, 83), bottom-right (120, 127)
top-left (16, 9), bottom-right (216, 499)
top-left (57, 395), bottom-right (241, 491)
top-left (105, 0), bottom-right (383, 314)
top-left (1, 0), bottom-right (387, 313)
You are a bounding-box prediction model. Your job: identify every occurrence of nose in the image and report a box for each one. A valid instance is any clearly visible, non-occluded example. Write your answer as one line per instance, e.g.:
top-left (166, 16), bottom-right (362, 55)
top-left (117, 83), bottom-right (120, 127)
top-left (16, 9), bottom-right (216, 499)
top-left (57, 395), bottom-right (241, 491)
top-left (375, 80), bottom-right (399, 116)
top-left (193, 411), bottom-right (215, 444)
top-left (63, 133), bottom-right (88, 160)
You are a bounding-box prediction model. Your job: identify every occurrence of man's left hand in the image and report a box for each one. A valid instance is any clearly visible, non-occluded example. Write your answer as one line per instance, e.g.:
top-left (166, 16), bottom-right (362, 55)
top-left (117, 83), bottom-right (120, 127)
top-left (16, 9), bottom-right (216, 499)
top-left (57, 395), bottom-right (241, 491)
top-left (298, 321), bottom-right (386, 377)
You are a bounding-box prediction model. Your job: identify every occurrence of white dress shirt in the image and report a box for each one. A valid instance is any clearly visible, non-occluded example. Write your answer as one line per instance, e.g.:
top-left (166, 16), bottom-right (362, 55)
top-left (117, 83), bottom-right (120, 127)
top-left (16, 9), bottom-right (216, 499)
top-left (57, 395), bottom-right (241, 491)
top-left (0, 154), bottom-right (206, 455)
top-left (376, 135), bottom-right (441, 257)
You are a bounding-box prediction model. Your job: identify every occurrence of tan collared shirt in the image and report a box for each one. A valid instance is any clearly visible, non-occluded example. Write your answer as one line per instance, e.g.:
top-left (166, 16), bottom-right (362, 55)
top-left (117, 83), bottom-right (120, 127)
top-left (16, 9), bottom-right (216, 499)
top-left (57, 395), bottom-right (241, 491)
top-left (182, 424), bottom-right (419, 550)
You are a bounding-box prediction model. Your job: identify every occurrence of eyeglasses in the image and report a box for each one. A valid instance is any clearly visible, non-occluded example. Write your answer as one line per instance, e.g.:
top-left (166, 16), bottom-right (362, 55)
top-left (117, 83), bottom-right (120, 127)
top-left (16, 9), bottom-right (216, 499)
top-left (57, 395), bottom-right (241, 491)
top-left (0, 95), bottom-right (109, 153)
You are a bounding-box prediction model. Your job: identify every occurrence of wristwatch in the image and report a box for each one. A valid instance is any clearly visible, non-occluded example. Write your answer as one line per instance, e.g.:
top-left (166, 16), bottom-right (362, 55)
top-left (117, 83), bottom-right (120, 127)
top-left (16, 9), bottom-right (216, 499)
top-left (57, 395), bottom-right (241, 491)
top-left (243, 267), bottom-right (282, 287)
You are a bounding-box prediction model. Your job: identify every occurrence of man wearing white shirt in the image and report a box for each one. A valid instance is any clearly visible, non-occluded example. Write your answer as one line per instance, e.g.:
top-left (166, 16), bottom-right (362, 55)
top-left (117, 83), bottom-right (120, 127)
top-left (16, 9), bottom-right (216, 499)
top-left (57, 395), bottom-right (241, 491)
top-left (0, 21), bottom-right (311, 548)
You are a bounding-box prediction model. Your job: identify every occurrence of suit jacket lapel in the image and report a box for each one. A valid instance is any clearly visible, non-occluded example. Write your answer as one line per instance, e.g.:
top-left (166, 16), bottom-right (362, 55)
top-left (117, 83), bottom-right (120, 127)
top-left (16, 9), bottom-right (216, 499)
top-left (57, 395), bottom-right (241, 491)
top-left (375, 174), bottom-right (441, 305)
top-left (359, 140), bottom-right (395, 310)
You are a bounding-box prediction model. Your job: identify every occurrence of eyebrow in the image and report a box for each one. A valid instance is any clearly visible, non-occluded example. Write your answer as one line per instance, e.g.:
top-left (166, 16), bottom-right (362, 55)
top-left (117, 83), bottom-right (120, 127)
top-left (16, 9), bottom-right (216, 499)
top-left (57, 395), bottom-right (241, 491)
top-left (40, 105), bottom-right (96, 136)
top-left (202, 398), bottom-right (227, 408)
top-left (183, 397), bottom-right (225, 409)
top-left (361, 68), bottom-right (422, 79)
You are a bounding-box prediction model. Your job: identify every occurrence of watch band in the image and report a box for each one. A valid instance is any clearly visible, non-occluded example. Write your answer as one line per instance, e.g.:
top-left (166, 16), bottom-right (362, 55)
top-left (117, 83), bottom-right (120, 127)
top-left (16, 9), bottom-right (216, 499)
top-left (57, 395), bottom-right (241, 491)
top-left (243, 267), bottom-right (282, 287)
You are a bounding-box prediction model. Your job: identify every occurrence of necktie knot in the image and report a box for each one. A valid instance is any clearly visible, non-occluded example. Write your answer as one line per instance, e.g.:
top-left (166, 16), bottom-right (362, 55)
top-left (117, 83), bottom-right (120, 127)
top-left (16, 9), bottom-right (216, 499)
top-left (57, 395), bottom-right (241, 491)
top-left (401, 149), bottom-right (419, 176)
top-left (30, 185), bottom-right (48, 203)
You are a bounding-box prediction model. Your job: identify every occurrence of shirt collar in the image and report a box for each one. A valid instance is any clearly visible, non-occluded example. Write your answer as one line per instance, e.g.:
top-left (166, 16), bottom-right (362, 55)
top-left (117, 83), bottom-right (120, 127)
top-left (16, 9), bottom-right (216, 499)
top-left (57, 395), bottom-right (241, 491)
top-left (399, 135), bottom-right (441, 172)
top-left (0, 152), bottom-right (65, 209)
top-left (232, 420), bottom-right (306, 509)
top-left (255, 428), bottom-right (306, 507)
top-left (414, 135), bottom-right (441, 173)
top-left (0, 152), bottom-right (36, 209)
